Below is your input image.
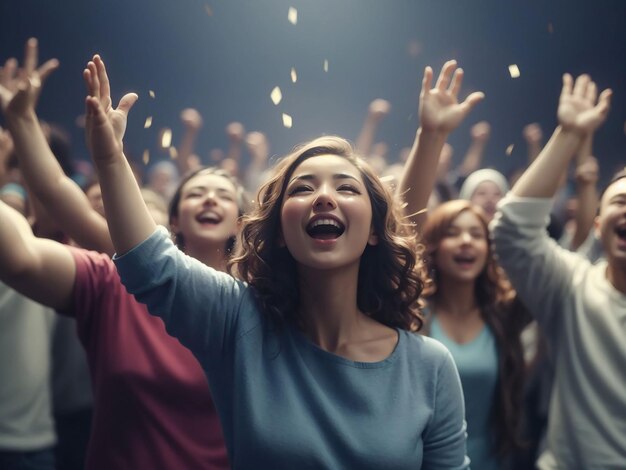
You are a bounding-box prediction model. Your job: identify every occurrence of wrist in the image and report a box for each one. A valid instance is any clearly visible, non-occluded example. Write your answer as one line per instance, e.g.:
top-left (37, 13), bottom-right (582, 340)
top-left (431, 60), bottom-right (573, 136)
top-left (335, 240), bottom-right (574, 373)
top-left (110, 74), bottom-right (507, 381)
top-left (417, 127), bottom-right (449, 142)
top-left (5, 108), bottom-right (38, 126)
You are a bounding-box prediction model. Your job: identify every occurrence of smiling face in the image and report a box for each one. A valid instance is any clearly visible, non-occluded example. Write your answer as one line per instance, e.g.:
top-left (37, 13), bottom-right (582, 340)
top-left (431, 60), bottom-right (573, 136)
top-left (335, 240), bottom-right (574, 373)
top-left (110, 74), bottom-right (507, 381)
top-left (434, 209), bottom-right (489, 285)
top-left (596, 177), bottom-right (626, 269)
top-left (280, 154), bottom-right (377, 271)
top-left (170, 172), bottom-right (240, 251)
top-left (470, 180), bottom-right (503, 221)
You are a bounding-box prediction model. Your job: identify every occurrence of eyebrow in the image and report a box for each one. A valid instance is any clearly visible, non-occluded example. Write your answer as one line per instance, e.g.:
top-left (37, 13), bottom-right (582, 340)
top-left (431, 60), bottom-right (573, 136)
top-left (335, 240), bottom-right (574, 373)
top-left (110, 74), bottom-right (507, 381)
top-left (184, 185), bottom-right (234, 194)
top-left (289, 173), bottom-right (360, 184)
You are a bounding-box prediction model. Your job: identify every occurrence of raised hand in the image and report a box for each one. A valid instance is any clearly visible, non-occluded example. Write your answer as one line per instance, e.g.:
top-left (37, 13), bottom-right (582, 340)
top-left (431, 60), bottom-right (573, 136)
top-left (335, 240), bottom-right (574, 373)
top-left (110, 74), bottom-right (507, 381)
top-left (470, 121), bottom-right (490, 142)
top-left (180, 108), bottom-right (203, 131)
top-left (368, 99), bottom-right (391, 122)
top-left (245, 131), bottom-right (269, 164)
top-left (558, 74), bottom-right (612, 135)
top-left (0, 38), bottom-right (59, 116)
top-left (83, 55), bottom-right (137, 163)
top-left (575, 156), bottom-right (599, 185)
top-left (523, 123), bottom-right (543, 145)
top-left (226, 121), bottom-right (245, 143)
top-left (419, 60), bottom-right (484, 133)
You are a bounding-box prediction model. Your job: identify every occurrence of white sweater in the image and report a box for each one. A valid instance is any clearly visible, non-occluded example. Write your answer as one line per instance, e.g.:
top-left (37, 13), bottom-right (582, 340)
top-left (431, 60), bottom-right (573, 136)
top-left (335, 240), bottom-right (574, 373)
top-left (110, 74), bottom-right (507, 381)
top-left (491, 196), bottom-right (626, 469)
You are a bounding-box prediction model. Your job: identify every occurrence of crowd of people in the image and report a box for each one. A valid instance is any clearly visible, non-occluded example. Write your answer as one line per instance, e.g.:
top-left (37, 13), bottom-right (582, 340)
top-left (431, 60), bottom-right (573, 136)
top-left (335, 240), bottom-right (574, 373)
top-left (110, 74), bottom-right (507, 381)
top-left (0, 38), bottom-right (624, 469)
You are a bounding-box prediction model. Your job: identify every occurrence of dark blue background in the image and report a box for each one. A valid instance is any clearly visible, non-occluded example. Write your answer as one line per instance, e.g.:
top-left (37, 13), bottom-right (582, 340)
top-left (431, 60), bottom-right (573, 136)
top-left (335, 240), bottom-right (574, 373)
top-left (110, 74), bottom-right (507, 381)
top-left (1, 0), bottom-right (625, 182)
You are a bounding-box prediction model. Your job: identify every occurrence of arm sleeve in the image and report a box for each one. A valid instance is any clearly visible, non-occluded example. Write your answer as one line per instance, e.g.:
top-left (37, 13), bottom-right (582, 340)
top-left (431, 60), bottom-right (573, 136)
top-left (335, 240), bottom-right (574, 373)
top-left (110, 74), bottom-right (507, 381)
top-left (113, 226), bottom-right (258, 364)
top-left (490, 195), bottom-right (589, 334)
top-left (422, 351), bottom-right (470, 470)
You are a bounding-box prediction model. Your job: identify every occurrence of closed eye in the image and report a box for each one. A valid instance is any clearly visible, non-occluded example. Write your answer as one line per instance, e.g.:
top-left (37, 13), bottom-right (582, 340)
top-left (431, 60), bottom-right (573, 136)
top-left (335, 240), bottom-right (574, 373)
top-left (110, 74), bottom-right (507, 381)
top-left (337, 184), bottom-right (360, 194)
top-left (288, 185), bottom-right (313, 195)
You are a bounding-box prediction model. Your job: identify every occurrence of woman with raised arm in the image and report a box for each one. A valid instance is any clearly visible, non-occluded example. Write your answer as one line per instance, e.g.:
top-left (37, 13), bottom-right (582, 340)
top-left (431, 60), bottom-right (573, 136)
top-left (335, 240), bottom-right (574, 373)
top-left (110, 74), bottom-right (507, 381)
top-left (421, 200), bottom-right (530, 469)
top-left (87, 54), bottom-right (472, 468)
top-left (0, 46), bottom-right (248, 468)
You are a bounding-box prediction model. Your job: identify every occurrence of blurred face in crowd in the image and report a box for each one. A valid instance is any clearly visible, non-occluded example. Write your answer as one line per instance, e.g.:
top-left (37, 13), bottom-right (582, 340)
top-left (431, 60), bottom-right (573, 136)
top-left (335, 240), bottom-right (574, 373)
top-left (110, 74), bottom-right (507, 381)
top-left (470, 181), bottom-right (503, 221)
top-left (434, 210), bottom-right (489, 285)
top-left (597, 178), bottom-right (626, 270)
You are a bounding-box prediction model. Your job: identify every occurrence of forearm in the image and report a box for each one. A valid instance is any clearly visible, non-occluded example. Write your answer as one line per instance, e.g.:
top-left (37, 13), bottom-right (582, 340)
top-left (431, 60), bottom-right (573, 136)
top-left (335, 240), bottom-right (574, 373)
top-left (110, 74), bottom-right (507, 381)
top-left (512, 127), bottom-right (582, 198)
top-left (0, 200), bottom-right (37, 276)
top-left (355, 118), bottom-right (378, 156)
top-left (398, 128), bottom-right (448, 230)
top-left (94, 152), bottom-right (156, 255)
top-left (176, 128), bottom-right (200, 174)
top-left (457, 140), bottom-right (486, 177)
top-left (6, 111), bottom-right (114, 252)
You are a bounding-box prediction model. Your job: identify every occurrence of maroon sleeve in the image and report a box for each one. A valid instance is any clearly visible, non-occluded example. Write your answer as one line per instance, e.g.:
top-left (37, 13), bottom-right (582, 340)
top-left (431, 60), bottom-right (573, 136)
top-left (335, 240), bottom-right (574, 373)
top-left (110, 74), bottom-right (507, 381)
top-left (58, 247), bottom-right (120, 345)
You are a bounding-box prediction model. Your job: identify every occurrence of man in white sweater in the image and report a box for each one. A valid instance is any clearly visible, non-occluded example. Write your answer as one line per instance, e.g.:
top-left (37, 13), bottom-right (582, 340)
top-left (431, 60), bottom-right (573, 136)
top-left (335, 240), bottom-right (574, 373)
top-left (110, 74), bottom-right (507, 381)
top-left (492, 73), bottom-right (625, 469)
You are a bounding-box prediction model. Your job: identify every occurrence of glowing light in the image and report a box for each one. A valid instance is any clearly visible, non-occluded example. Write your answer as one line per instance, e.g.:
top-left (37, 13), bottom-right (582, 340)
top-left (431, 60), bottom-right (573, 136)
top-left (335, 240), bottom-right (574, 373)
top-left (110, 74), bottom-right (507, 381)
top-left (508, 64), bottom-right (520, 78)
top-left (282, 113), bottom-right (293, 128)
top-left (270, 86), bottom-right (282, 105)
top-left (288, 7), bottom-right (298, 25)
top-left (291, 67), bottom-right (297, 83)
top-left (160, 128), bottom-right (172, 148)
top-left (144, 116), bottom-right (152, 129)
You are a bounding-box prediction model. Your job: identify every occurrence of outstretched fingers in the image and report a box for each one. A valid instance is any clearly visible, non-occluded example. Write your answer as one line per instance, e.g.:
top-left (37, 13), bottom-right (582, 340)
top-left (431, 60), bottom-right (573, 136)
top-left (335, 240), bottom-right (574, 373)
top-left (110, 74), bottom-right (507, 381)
top-left (421, 66), bottom-right (433, 95)
top-left (460, 91), bottom-right (485, 114)
top-left (561, 74), bottom-right (573, 98)
top-left (449, 68), bottom-right (464, 98)
top-left (22, 38), bottom-right (38, 77)
top-left (37, 59), bottom-right (60, 83)
top-left (435, 60), bottom-right (457, 92)
top-left (116, 93), bottom-right (138, 117)
top-left (93, 55), bottom-right (112, 111)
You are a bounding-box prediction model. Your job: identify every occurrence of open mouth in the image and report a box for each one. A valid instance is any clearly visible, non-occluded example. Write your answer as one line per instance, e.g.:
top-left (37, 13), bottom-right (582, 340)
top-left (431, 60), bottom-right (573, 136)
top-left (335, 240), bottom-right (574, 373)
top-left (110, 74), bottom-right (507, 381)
top-left (616, 226), bottom-right (626, 241)
top-left (306, 218), bottom-right (345, 240)
top-left (196, 211), bottom-right (222, 226)
top-left (453, 254), bottom-right (477, 266)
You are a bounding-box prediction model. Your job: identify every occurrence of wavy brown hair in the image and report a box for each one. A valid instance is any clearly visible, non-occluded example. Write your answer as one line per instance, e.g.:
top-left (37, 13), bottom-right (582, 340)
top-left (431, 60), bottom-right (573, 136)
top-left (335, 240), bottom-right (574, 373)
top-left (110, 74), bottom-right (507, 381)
top-left (421, 199), bottom-right (530, 458)
top-left (229, 136), bottom-right (426, 332)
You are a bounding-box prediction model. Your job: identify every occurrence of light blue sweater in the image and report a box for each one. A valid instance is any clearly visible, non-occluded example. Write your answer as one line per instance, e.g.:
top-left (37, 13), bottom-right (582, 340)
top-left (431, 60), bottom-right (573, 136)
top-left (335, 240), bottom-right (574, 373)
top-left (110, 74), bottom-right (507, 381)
top-left (114, 228), bottom-right (470, 469)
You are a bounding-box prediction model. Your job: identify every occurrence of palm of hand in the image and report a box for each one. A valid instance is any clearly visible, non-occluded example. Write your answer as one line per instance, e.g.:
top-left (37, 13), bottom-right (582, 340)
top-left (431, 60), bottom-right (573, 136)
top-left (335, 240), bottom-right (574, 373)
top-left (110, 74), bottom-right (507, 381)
top-left (420, 91), bottom-right (464, 132)
top-left (558, 95), bottom-right (601, 133)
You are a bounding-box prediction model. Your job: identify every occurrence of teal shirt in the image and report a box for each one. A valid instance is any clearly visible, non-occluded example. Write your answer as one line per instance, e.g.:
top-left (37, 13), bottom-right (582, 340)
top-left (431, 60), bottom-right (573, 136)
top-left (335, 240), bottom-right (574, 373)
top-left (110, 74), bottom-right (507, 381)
top-left (431, 317), bottom-right (499, 470)
top-left (114, 228), bottom-right (470, 469)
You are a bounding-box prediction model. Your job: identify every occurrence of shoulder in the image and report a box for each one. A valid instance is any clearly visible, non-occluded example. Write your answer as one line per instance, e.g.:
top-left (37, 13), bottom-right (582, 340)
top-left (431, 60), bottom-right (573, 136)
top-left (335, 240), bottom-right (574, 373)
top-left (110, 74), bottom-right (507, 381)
top-left (402, 331), bottom-right (454, 369)
top-left (66, 245), bottom-right (119, 286)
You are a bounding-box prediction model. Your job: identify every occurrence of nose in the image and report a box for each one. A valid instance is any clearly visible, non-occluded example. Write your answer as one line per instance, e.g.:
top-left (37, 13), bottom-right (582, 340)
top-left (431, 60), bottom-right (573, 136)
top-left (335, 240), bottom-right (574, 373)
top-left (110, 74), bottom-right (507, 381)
top-left (203, 190), bottom-right (218, 206)
top-left (460, 231), bottom-right (473, 244)
top-left (313, 185), bottom-right (337, 211)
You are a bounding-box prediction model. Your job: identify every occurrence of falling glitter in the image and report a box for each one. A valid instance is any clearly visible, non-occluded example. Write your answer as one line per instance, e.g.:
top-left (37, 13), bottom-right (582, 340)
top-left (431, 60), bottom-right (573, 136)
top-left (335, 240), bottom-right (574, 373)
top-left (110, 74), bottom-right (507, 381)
top-left (508, 64), bottom-right (520, 78)
top-left (282, 113), bottom-right (293, 128)
top-left (144, 116), bottom-right (152, 129)
top-left (270, 86), bottom-right (283, 105)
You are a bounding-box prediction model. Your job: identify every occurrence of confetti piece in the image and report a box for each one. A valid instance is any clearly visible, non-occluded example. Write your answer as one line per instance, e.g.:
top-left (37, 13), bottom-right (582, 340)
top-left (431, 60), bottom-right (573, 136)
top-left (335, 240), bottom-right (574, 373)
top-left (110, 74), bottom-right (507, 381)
top-left (144, 116), bottom-right (153, 129)
top-left (270, 86), bottom-right (283, 105)
top-left (161, 128), bottom-right (172, 148)
top-left (288, 7), bottom-right (298, 25)
top-left (149, 90), bottom-right (155, 98)
top-left (142, 149), bottom-right (150, 165)
top-left (508, 64), bottom-right (520, 78)
top-left (323, 59), bottom-right (329, 72)
top-left (169, 147), bottom-right (178, 159)
top-left (506, 144), bottom-right (515, 156)
top-left (282, 113), bottom-right (293, 128)
top-left (204, 4), bottom-right (213, 16)
top-left (291, 67), bottom-right (297, 83)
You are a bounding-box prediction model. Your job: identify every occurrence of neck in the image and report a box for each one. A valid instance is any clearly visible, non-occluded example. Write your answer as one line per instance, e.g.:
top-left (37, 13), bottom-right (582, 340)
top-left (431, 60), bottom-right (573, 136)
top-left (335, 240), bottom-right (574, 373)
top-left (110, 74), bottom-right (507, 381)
top-left (184, 242), bottom-right (228, 272)
top-left (433, 277), bottom-right (478, 317)
top-left (606, 263), bottom-right (626, 294)
top-left (297, 262), bottom-right (363, 351)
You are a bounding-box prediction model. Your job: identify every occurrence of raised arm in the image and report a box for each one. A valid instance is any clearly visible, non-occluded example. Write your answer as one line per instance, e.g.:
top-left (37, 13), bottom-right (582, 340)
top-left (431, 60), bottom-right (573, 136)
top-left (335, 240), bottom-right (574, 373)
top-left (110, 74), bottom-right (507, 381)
top-left (0, 38), bottom-right (114, 254)
top-left (571, 137), bottom-right (599, 251)
top-left (0, 200), bottom-right (75, 311)
top-left (83, 55), bottom-right (155, 255)
top-left (456, 121), bottom-right (490, 178)
top-left (176, 108), bottom-right (204, 174)
top-left (522, 123), bottom-right (543, 163)
top-left (398, 60), bottom-right (484, 230)
top-left (355, 99), bottom-right (391, 156)
top-left (512, 74), bottom-right (611, 198)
